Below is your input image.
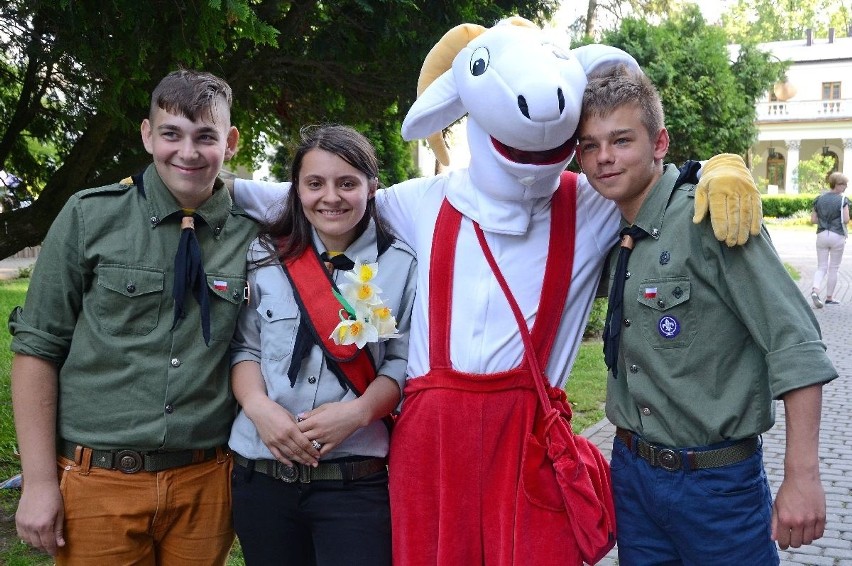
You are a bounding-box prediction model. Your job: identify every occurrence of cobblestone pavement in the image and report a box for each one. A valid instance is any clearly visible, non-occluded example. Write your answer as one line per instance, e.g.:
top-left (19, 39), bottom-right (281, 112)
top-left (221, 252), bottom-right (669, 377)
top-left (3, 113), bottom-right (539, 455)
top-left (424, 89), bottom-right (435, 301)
top-left (585, 227), bottom-right (852, 566)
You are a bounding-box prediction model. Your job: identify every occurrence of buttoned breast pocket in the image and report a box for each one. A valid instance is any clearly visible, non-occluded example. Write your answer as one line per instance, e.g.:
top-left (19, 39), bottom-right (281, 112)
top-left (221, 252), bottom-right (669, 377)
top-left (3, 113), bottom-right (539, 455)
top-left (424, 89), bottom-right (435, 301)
top-left (95, 265), bottom-right (164, 336)
top-left (206, 274), bottom-right (248, 342)
top-left (635, 277), bottom-right (696, 349)
top-left (256, 298), bottom-right (299, 361)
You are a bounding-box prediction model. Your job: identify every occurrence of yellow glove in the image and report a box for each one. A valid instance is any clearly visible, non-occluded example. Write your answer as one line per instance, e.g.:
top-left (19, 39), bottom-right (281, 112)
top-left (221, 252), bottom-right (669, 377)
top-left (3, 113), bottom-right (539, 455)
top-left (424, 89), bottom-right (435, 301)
top-left (692, 153), bottom-right (762, 247)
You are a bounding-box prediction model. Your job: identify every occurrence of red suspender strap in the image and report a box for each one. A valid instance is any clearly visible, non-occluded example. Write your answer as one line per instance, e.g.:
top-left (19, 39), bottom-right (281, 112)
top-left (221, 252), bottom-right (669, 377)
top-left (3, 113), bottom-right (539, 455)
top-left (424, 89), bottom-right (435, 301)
top-left (427, 171), bottom-right (578, 370)
top-left (277, 238), bottom-right (377, 396)
top-left (532, 171), bottom-right (578, 367)
top-left (428, 201), bottom-right (463, 369)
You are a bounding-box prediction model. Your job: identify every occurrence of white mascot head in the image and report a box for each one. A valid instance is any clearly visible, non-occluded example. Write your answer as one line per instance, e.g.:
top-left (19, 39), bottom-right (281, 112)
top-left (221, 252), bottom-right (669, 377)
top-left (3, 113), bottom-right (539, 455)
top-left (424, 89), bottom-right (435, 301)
top-left (401, 17), bottom-right (639, 211)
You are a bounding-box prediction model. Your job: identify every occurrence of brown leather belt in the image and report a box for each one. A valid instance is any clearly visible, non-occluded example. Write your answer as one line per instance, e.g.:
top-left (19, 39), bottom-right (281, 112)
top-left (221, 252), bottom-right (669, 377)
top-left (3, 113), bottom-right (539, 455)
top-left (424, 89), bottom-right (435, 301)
top-left (59, 439), bottom-right (225, 474)
top-left (234, 453), bottom-right (387, 483)
top-left (615, 428), bottom-right (759, 472)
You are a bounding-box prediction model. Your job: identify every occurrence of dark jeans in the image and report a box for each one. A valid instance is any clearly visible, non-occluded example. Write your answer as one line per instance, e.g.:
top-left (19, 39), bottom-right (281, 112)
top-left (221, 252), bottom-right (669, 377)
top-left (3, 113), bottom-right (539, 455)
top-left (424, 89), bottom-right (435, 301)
top-left (611, 436), bottom-right (779, 565)
top-left (232, 460), bottom-right (391, 566)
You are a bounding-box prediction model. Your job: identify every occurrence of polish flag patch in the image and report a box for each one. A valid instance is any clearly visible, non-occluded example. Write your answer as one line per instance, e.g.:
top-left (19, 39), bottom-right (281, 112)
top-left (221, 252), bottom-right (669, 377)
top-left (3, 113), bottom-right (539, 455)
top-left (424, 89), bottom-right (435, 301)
top-left (213, 280), bottom-right (228, 291)
top-left (643, 287), bottom-right (657, 299)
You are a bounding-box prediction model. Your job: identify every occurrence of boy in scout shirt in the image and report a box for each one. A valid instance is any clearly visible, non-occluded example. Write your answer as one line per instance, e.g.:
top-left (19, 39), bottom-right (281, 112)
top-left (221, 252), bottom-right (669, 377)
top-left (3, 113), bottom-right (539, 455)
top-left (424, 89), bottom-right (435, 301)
top-left (575, 65), bottom-right (838, 565)
top-left (9, 69), bottom-right (257, 564)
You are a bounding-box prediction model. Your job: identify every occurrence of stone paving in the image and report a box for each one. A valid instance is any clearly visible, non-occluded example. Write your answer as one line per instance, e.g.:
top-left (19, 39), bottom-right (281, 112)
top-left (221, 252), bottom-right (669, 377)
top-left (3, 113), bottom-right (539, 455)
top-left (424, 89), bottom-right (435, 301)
top-left (585, 227), bottom-right (852, 565)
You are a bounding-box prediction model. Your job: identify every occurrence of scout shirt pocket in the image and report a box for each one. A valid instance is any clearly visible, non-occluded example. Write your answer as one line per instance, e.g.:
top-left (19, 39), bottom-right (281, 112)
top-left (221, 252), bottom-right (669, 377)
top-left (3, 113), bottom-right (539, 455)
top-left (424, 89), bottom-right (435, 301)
top-left (255, 297), bottom-right (299, 361)
top-left (206, 274), bottom-right (248, 342)
top-left (635, 277), bottom-right (697, 349)
top-left (94, 265), bottom-right (164, 336)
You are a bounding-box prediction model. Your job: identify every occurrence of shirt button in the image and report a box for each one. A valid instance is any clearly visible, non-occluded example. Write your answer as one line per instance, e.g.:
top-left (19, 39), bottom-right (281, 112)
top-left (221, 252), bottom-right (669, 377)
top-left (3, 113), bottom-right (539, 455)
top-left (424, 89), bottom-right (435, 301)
top-left (641, 407), bottom-right (651, 416)
top-left (629, 364), bottom-right (639, 374)
top-left (214, 226), bottom-right (222, 236)
top-left (657, 299), bottom-right (666, 308)
top-left (266, 309), bottom-right (273, 318)
top-left (625, 270), bottom-right (632, 279)
top-left (126, 283), bottom-right (136, 293)
top-left (623, 319), bottom-right (631, 327)
top-left (170, 358), bottom-right (181, 367)
top-left (165, 403), bottom-right (174, 414)
top-left (232, 290), bottom-right (241, 300)
top-left (308, 376), bottom-right (317, 384)
top-left (150, 216), bottom-right (160, 225)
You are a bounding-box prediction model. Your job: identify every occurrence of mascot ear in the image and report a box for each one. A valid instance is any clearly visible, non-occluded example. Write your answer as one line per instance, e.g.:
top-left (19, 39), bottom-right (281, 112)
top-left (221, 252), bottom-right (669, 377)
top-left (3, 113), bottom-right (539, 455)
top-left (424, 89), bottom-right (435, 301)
top-left (400, 70), bottom-right (466, 157)
top-left (401, 22), bottom-right (487, 166)
top-left (572, 44), bottom-right (640, 77)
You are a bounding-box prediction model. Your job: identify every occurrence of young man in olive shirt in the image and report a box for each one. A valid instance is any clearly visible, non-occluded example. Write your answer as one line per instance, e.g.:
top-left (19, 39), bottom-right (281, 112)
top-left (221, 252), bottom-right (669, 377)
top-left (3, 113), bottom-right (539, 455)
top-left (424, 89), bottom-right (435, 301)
top-left (9, 70), bottom-right (257, 564)
top-left (575, 66), bottom-right (837, 564)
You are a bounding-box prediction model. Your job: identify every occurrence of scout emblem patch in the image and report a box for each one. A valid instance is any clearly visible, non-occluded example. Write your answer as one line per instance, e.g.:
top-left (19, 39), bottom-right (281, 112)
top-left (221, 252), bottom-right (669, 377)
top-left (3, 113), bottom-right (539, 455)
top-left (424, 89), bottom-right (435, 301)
top-left (658, 315), bottom-right (680, 338)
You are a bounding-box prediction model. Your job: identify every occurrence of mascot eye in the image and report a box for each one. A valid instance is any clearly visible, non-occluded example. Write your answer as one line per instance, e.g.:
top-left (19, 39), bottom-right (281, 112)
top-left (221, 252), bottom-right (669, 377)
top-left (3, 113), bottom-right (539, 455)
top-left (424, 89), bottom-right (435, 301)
top-left (469, 47), bottom-right (490, 76)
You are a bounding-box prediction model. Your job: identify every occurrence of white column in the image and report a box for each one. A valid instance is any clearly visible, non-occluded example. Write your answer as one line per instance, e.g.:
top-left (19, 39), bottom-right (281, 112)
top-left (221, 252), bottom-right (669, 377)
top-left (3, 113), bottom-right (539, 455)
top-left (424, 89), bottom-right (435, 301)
top-left (785, 139), bottom-right (801, 194)
top-left (843, 138), bottom-right (852, 178)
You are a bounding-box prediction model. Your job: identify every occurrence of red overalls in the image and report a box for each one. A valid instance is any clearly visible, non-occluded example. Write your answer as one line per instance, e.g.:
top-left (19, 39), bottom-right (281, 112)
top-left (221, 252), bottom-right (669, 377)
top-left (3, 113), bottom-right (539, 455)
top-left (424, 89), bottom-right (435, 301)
top-left (389, 174), bottom-right (582, 565)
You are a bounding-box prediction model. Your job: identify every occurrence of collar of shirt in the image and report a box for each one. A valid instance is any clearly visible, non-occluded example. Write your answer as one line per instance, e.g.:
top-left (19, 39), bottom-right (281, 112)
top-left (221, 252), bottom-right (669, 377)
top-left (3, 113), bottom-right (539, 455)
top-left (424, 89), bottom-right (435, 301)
top-left (310, 218), bottom-right (380, 265)
top-left (620, 164), bottom-right (683, 239)
top-left (142, 164), bottom-right (234, 235)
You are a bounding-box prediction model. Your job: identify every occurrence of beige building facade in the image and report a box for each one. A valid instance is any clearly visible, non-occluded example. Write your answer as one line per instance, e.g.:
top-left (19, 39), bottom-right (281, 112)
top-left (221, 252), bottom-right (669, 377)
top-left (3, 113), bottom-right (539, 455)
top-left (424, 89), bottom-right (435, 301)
top-left (746, 29), bottom-right (852, 193)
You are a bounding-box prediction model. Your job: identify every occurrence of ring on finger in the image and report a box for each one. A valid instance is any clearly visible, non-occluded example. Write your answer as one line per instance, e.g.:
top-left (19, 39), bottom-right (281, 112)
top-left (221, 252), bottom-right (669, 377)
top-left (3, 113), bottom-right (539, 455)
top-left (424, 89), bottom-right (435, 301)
top-left (311, 440), bottom-right (322, 451)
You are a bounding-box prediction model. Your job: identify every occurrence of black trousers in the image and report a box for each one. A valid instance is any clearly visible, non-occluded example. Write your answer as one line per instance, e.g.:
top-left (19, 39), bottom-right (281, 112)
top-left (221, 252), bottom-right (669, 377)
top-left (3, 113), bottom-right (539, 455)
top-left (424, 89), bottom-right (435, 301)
top-left (232, 461), bottom-right (391, 566)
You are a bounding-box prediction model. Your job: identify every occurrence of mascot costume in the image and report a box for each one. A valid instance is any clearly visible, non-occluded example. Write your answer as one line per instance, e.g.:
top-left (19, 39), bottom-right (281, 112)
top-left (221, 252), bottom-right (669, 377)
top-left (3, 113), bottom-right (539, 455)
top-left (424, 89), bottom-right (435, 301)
top-left (234, 16), bottom-right (761, 566)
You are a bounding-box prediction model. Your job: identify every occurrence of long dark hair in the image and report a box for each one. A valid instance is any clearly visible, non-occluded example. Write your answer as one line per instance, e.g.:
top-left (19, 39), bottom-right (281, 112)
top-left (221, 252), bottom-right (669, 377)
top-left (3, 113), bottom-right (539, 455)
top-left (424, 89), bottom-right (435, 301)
top-left (259, 124), bottom-right (393, 264)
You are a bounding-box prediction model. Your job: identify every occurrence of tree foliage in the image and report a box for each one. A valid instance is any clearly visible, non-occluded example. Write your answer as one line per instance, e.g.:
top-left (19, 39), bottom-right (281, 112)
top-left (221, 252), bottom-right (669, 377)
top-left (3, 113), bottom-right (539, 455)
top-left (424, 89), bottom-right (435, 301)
top-left (0, 0), bottom-right (558, 257)
top-left (722, 0), bottom-right (850, 43)
top-left (795, 154), bottom-right (836, 194)
top-left (598, 6), bottom-right (786, 165)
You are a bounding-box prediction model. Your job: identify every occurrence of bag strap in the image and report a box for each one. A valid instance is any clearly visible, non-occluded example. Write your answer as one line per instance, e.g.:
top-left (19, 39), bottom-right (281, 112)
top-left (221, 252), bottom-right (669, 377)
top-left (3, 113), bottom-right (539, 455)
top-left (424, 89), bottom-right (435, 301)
top-left (472, 171), bottom-right (578, 408)
top-left (428, 172), bottom-right (578, 370)
top-left (474, 223), bottom-right (550, 409)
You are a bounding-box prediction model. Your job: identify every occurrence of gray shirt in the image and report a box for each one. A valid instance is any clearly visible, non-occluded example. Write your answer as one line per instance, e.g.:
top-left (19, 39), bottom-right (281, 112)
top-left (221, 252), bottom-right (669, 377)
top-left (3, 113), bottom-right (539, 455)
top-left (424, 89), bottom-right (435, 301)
top-left (813, 191), bottom-right (849, 237)
top-left (228, 220), bottom-right (417, 459)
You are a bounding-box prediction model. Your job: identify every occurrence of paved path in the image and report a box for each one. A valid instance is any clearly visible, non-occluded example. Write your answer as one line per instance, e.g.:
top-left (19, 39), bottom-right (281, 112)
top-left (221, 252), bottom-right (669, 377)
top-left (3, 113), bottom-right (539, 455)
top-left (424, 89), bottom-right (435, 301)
top-left (585, 227), bottom-right (852, 565)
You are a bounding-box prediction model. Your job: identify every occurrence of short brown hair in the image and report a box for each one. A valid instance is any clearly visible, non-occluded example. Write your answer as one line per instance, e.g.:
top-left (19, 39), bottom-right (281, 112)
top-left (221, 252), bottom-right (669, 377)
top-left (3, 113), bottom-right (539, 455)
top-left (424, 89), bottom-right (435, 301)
top-left (150, 69), bottom-right (232, 125)
top-left (827, 171), bottom-right (848, 189)
top-left (581, 64), bottom-right (664, 141)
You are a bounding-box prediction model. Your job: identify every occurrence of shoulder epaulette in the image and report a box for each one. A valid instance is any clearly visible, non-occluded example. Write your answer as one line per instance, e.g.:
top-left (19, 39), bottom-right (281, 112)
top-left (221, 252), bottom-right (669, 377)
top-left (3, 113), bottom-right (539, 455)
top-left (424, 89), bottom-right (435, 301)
top-left (77, 179), bottom-right (136, 199)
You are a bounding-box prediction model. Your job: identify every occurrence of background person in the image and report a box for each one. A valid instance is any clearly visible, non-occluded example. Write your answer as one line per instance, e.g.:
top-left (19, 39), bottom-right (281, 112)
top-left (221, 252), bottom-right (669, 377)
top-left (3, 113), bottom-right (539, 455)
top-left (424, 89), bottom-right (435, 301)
top-left (9, 69), bottom-right (257, 564)
top-left (810, 171), bottom-right (849, 307)
top-left (228, 125), bottom-right (416, 566)
top-left (576, 65), bottom-right (838, 565)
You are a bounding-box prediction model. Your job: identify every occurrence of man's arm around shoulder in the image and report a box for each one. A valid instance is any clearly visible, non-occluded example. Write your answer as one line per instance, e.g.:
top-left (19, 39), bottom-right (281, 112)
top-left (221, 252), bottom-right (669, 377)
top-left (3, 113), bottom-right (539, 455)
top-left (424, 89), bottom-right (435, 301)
top-left (11, 354), bottom-right (66, 556)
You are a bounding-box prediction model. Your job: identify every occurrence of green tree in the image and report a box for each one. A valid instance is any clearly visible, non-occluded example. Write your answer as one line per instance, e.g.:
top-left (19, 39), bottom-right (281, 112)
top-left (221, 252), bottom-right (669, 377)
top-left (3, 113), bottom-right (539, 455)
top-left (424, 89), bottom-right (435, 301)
top-left (0, 0), bottom-right (558, 258)
top-left (722, 0), bottom-right (850, 43)
top-left (598, 6), bottom-right (786, 165)
top-left (795, 154), bottom-right (835, 194)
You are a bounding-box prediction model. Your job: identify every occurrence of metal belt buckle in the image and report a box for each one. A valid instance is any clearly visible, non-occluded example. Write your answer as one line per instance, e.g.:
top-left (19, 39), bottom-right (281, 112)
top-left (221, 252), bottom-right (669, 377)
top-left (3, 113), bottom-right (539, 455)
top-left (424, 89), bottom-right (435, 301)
top-left (115, 450), bottom-right (144, 474)
top-left (656, 448), bottom-right (681, 472)
top-left (276, 462), bottom-right (299, 483)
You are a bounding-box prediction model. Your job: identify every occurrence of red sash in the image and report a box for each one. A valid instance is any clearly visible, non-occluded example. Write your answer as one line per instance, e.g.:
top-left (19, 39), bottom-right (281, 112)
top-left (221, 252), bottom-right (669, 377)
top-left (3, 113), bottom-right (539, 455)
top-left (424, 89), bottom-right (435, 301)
top-left (277, 238), bottom-right (378, 398)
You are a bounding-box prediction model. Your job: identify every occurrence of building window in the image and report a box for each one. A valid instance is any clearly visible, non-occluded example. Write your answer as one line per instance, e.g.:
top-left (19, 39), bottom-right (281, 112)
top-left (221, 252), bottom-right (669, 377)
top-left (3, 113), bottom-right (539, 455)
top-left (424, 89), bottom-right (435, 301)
top-left (767, 150), bottom-right (785, 191)
top-left (822, 82), bottom-right (841, 100)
